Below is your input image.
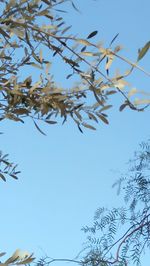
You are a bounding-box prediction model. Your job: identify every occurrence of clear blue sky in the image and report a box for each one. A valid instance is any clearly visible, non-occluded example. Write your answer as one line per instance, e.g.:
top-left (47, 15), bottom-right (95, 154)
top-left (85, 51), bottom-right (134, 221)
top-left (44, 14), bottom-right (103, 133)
top-left (0, 0), bottom-right (150, 265)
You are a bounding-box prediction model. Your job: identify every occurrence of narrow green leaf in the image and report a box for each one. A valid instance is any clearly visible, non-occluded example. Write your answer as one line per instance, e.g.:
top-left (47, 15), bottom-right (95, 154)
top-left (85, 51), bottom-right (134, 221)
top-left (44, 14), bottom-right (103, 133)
top-left (82, 122), bottom-right (96, 130)
top-left (78, 124), bottom-right (83, 133)
top-left (106, 90), bottom-right (117, 95)
top-left (98, 114), bottom-right (109, 124)
top-left (81, 46), bottom-right (86, 52)
top-left (119, 103), bottom-right (128, 111)
top-left (87, 30), bottom-right (98, 39)
top-left (88, 113), bottom-right (98, 123)
top-left (110, 33), bottom-right (119, 46)
top-left (71, 1), bottom-right (80, 12)
top-left (0, 173), bottom-right (6, 182)
top-left (62, 25), bottom-right (72, 34)
top-left (99, 105), bottom-right (112, 112)
top-left (45, 120), bottom-right (57, 124)
top-left (137, 41), bottom-right (150, 61)
top-left (33, 120), bottom-right (46, 136)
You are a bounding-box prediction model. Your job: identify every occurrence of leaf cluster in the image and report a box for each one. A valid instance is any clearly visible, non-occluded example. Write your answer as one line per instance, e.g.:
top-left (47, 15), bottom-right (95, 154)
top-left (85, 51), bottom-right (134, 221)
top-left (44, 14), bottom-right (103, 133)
top-left (81, 141), bottom-right (150, 265)
top-left (0, 0), bottom-right (150, 136)
top-left (0, 249), bottom-right (35, 265)
top-left (0, 151), bottom-right (20, 181)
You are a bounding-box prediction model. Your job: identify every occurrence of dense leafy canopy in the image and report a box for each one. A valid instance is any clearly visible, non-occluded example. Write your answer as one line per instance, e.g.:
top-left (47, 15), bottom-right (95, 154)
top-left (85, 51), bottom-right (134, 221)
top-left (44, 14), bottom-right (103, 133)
top-left (0, 0), bottom-right (150, 135)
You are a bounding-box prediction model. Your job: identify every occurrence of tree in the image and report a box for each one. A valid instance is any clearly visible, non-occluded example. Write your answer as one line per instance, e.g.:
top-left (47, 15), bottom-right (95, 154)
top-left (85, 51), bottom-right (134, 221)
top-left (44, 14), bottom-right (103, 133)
top-left (81, 141), bottom-right (150, 265)
top-left (0, 1), bottom-right (150, 265)
top-left (29, 141), bottom-right (150, 266)
top-left (0, 0), bottom-right (150, 182)
top-left (0, 0), bottom-right (150, 136)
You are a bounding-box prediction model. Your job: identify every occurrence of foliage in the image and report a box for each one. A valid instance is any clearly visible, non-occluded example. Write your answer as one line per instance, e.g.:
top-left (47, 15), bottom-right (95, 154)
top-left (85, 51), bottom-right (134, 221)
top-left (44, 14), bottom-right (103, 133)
top-left (0, 249), bottom-right (35, 265)
top-left (25, 142), bottom-right (150, 266)
top-left (0, 151), bottom-right (20, 181)
top-left (0, 1), bottom-right (150, 265)
top-left (81, 141), bottom-right (150, 265)
top-left (0, 0), bottom-right (150, 135)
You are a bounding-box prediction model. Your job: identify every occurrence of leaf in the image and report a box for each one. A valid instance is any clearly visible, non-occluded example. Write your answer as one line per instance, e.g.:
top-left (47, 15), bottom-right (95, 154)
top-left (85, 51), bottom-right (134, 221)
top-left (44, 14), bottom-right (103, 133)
top-left (5, 113), bottom-right (24, 123)
top-left (55, 9), bottom-right (67, 13)
top-left (13, 108), bottom-right (30, 115)
top-left (78, 124), bottom-right (83, 133)
top-left (106, 90), bottom-right (117, 95)
top-left (71, 1), bottom-right (80, 12)
top-left (0, 55), bottom-right (12, 60)
top-left (98, 114), bottom-right (109, 124)
top-left (87, 30), bottom-right (98, 39)
top-left (24, 76), bottom-right (32, 87)
top-left (5, 249), bottom-right (20, 264)
top-left (31, 63), bottom-right (43, 70)
top-left (119, 102), bottom-right (128, 111)
top-left (109, 33), bottom-right (119, 46)
top-left (91, 87), bottom-right (103, 105)
top-left (45, 120), bottom-right (57, 124)
top-left (114, 45), bottom-right (123, 53)
top-left (16, 257), bottom-right (35, 265)
top-left (10, 174), bottom-right (18, 180)
top-left (5, 250), bottom-right (34, 265)
top-left (76, 39), bottom-right (92, 46)
top-left (11, 28), bottom-right (24, 38)
top-left (13, 249), bottom-right (30, 260)
top-left (74, 111), bottom-right (82, 121)
top-left (0, 173), bottom-right (6, 182)
top-left (33, 120), bottom-right (46, 136)
top-left (62, 25), bottom-right (72, 34)
top-left (16, 252), bottom-right (34, 264)
top-left (14, 171), bottom-right (21, 175)
top-left (99, 105), bottom-right (112, 112)
top-left (5, 256), bottom-right (19, 264)
top-left (64, 57), bottom-right (79, 67)
top-left (81, 52), bottom-right (96, 57)
top-left (30, 81), bottom-right (41, 93)
top-left (88, 113), bottom-right (98, 123)
top-left (0, 28), bottom-right (10, 39)
top-left (82, 123), bottom-right (96, 130)
top-left (45, 62), bottom-right (51, 75)
top-left (57, 21), bottom-right (65, 28)
top-left (0, 252), bottom-right (6, 257)
top-left (81, 46), bottom-right (86, 52)
top-left (137, 41), bottom-right (150, 61)
top-left (66, 73), bottom-right (73, 79)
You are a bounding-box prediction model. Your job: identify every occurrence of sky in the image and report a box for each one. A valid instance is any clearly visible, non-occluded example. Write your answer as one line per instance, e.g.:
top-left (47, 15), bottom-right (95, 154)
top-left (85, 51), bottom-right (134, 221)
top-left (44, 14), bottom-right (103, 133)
top-left (0, 0), bottom-right (150, 265)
